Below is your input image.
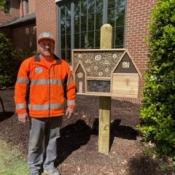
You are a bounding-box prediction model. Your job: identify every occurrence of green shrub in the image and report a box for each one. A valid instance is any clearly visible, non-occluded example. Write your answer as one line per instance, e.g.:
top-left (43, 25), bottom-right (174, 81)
top-left (0, 33), bottom-right (19, 87)
top-left (0, 0), bottom-right (5, 9)
top-left (0, 33), bottom-right (34, 88)
top-left (139, 0), bottom-right (175, 158)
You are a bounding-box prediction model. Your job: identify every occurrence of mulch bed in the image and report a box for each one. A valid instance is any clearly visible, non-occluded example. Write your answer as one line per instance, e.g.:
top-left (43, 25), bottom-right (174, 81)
top-left (0, 89), bottom-right (166, 175)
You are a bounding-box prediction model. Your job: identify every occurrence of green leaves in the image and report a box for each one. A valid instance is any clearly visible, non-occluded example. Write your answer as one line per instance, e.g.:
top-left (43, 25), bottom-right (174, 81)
top-left (0, 33), bottom-right (20, 87)
top-left (0, 33), bottom-right (35, 87)
top-left (0, 0), bottom-right (5, 9)
top-left (139, 0), bottom-right (175, 157)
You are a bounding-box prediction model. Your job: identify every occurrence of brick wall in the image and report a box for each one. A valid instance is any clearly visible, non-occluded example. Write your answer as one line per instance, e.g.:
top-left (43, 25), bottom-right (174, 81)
top-left (10, 0), bottom-right (20, 17)
top-left (124, 0), bottom-right (156, 96)
top-left (0, 0), bottom-right (36, 54)
top-left (0, 0), bottom-right (20, 25)
top-left (36, 0), bottom-right (57, 51)
top-left (125, 0), bottom-right (156, 75)
top-left (0, 0), bottom-right (34, 24)
top-left (0, 10), bottom-right (14, 25)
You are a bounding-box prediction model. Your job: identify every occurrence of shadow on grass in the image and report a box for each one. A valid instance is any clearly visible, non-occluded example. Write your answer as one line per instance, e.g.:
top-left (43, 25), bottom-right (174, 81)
top-left (128, 154), bottom-right (163, 175)
top-left (0, 112), bottom-right (14, 122)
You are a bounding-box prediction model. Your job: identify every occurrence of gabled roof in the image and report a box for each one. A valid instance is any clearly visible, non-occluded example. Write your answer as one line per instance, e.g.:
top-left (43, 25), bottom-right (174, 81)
top-left (0, 13), bottom-right (36, 28)
top-left (74, 61), bottom-right (86, 75)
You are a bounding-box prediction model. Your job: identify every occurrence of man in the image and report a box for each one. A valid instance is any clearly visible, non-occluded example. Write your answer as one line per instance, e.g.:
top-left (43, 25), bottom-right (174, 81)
top-left (14, 32), bottom-right (76, 175)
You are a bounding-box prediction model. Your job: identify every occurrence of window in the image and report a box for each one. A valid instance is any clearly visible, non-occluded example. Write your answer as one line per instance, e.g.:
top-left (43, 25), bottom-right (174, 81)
top-left (57, 0), bottom-right (126, 61)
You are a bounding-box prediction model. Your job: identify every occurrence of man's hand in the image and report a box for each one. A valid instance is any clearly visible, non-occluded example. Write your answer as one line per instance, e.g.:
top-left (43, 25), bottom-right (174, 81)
top-left (65, 108), bottom-right (74, 119)
top-left (18, 113), bottom-right (28, 123)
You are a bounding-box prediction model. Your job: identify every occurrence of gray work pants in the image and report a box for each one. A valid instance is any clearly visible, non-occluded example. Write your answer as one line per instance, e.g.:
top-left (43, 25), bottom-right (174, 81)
top-left (28, 117), bottom-right (62, 175)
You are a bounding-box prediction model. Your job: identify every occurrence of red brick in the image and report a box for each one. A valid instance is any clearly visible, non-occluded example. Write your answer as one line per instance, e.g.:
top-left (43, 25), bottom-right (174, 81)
top-left (36, 0), bottom-right (57, 50)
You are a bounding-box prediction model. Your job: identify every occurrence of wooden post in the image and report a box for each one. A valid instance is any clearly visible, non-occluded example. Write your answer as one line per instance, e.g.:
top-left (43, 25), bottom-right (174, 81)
top-left (98, 24), bottom-right (112, 155)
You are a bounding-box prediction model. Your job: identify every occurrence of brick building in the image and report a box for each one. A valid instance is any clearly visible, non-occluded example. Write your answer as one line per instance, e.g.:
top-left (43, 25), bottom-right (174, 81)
top-left (35, 0), bottom-right (156, 94)
top-left (36, 0), bottom-right (155, 69)
top-left (0, 0), bottom-right (156, 93)
top-left (0, 0), bottom-right (36, 52)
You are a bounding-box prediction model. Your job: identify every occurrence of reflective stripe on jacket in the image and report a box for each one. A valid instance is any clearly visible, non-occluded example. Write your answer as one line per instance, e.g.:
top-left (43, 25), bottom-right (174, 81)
top-left (14, 55), bottom-right (76, 118)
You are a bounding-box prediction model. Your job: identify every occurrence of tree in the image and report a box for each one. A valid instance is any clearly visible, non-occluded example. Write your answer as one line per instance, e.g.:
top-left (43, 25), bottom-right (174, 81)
top-left (0, 33), bottom-right (20, 87)
top-left (139, 0), bottom-right (175, 157)
top-left (0, 0), bottom-right (5, 9)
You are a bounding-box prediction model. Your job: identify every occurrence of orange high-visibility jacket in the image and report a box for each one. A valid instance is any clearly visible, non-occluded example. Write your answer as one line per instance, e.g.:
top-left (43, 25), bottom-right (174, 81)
top-left (14, 54), bottom-right (76, 118)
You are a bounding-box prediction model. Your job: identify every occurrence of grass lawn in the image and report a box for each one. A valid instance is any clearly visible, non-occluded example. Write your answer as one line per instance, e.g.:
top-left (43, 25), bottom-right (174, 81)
top-left (0, 138), bottom-right (29, 175)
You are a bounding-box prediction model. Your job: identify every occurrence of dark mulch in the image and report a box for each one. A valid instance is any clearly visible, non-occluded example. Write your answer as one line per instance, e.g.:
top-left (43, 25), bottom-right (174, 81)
top-left (0, 89), bottom-right (166, 175)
